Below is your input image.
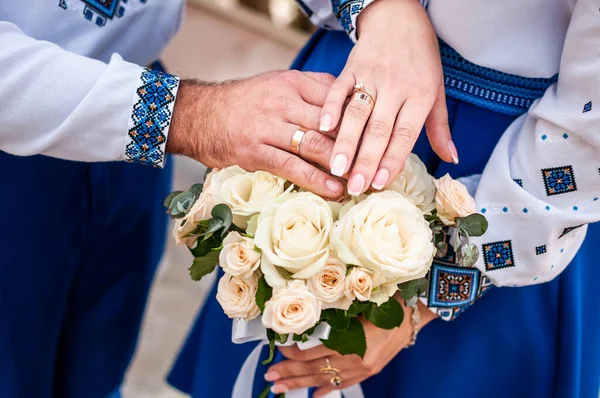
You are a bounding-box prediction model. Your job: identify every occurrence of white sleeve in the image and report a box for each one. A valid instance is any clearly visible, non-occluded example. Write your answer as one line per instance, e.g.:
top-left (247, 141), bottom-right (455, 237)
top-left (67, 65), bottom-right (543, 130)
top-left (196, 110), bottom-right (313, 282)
top-left (0, 21), bottom-right (180, 167)
top-left (296, 0), bottom-right (427, 42)
top-left (465, 0), bottom-right (598, 287)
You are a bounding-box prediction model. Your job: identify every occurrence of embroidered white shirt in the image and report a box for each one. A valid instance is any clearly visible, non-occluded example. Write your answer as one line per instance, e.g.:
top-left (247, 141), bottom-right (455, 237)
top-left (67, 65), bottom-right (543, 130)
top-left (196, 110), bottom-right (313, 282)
top-left (0, 1), bottom-right (184, 166)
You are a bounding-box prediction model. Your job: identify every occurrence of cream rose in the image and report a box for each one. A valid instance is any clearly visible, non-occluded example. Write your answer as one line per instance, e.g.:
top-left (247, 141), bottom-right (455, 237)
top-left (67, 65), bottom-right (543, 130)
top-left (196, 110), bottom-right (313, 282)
top-left (211, 166), bottom-right (293, 229)
top-left (434, 174), bottom-right (477, 226)
top-left (216, 272), bottom-right (261, 321)
top-left (255, 192), bottom-right (334, 287)
top-left (345, 267), bottom-right (373, 302)
top-left (173, 168), bottom-right (219, 247)
top-left (219, 232), bottom-right (260, 278)
top-left (307, 257), bottom-right (352, 310)
top-left (331, 190), bottom-right (435, 284)
top-left (262, 280), bottom-right (322, 335)
top-left (387, 154), bottom-right (436, 213)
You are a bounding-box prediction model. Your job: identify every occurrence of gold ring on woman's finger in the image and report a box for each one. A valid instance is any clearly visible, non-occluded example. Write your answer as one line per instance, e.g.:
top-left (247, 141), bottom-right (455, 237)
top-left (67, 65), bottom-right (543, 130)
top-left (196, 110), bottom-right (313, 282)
top-left (319, 357), bottom-right (340, 375)
top-left (290, 128), bottom-right (307, 155)
top-left (351, 91), bottom-right (376, 110)
top-left (330, 375), bottom-right (343, 387)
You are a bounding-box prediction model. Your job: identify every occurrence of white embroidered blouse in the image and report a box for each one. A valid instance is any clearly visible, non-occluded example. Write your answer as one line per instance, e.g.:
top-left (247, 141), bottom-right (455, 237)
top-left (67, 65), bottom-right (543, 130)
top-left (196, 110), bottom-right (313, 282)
top-left (300, 0), bottom-right (599, 318)
top-left (0, 0), bottom-right (184, 167)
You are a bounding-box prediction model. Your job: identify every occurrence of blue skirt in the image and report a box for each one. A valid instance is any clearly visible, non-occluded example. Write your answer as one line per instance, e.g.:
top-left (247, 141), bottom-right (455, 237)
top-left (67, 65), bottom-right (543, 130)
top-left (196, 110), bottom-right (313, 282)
top-left (168, 31), bottom-right (600, 398)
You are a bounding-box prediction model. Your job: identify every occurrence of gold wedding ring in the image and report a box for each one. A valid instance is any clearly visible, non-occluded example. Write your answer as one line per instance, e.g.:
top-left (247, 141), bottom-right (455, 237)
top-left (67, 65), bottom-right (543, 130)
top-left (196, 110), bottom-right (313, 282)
top-left (331, 375), bottom-right (343, 387)
top-left (290, 128), bottom-right (307, 155)
top-left (319, 357), bottom-right (340, 375)
top-left (351, 82), bottom-right (376, 110)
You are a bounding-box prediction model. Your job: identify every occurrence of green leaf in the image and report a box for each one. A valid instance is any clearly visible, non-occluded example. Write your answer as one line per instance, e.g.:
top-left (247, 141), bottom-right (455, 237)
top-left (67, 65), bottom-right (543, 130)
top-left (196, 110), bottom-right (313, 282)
top-left (347, 300), bottom-right (371, 317)
top-left (201, 218), bottom-right (225, 236)
top-left (188, 251), bottom-right (220, 281)
top-left (456, 213), bottom-right (489, 237)
top-left (457, 243), bottom-right (479, 267)
top-left (169, 191), bottom-right (197, 218)
top-left (164, 191), bottom-right (183, 209)
top-left (211, 204), bottom-right (233, 235)
top-left (263, 329), bottom-right (276, 365)
top-left (188, 183), bottom-right (204, 196)
top-left (189, 235), bottom-right (220, 257)
top-left (366, 298), bottom-right (404, 330)
top-left (274, 333), bottom-right (288, 344)
top-left (255, 276), bottom-right (273, 313)
top-left (258, 385), bottom-right (271, 398)
top-left (321, 318), bottom-right (367, 358)
top-left (399, 278), bottom-right (428, 301)
top-left (322, 309), bottom-right (351, 330)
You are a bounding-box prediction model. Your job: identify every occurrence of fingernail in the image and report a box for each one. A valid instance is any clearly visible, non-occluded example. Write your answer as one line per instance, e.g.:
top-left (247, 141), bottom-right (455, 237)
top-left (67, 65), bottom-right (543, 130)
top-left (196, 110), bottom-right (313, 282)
top-left (330, 154), bottom-right (347, 177)
top-left (448, 140), bottom-right (459, 164)
top-left (371, 169), bottom-right (389, 190)
top-left (264, 371), bottom-right (280, 382)
top-left (320, 113), bottom-right (332, 132)
top-left (326, 179), bottom-right (342, 193)
top-left (271, 384), bottom-right (288, 394)
top-left (348, 174), bottom-right (365, 196)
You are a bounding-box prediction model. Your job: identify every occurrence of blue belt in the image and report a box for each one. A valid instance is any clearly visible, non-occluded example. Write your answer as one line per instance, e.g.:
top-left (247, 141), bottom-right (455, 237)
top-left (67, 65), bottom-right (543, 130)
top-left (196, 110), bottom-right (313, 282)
top-left (440, 40), bottom-right (558, 116)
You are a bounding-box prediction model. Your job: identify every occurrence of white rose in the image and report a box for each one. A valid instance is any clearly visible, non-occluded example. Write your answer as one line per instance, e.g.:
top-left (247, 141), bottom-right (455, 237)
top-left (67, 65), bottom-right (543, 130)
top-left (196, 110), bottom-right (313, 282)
top-left (434, 174), bottom-right (477, 226)
top-left (172, 218), bottom-right (198, 248)
top-left (331, 190), bottom-right (435, 284)
top-left (216, 272), bottom-right (261, 321)
top-left (255, 192), bottom-right (334, 287)
top-left (172, 168), bottom-right (219, 248)
top-left (219, 232), bottom-right (261, 278)
top-left (211, 166), bottom-right (293, 229)
top-left (344, 267), bottom-right (373, 302)
top-left (388, 154), bottom-right (436, 213)
top-left (262, 280), bottom-right (322, 335)
top-left (307, 257), bottom-right (352, 310)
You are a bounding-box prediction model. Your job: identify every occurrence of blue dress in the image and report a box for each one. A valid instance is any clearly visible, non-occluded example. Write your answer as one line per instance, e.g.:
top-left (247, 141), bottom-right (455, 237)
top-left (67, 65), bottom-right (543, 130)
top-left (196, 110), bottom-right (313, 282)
top-left (168, 31), bottom-right (600, 398)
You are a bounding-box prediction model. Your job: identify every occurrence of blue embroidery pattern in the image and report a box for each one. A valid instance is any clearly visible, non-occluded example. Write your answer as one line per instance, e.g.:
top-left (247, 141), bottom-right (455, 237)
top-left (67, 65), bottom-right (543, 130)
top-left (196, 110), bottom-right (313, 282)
top-left (559, 224), bottom-right (584, 239)
top-left (440, 41), bottom-right (557, 117)
top-left (542, 166), bottom-right (577, 196)
top-left (535, 245), bottom-right (547, 255)
top-left (331, 0), bottom-right (367, 39)
top-left (583, 101), bottom-right (592, 113)
top-left (125, 68), bottom-right (180, 168)
top-left (428, 264), bottom-right (480, 308)
top-left (482, 240), bottom-right (515, 271)
top-left (59, 0), bottom-right (146, 27)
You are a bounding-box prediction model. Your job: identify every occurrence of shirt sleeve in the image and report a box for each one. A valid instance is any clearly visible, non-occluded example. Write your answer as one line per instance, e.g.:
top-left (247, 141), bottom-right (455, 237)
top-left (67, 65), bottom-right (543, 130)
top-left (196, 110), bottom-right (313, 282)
top-left (295, 0), bottom-right (427, 42)
top-left (0, 21), bottom-right (180, 168)
top-left (421, 0), bottom-right (599, 321)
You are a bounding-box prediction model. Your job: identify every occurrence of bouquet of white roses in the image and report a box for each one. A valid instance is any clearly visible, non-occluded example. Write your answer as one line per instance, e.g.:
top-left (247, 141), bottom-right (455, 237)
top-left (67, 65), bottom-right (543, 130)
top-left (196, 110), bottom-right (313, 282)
top-left (165, 154), bottom-right (487, 364)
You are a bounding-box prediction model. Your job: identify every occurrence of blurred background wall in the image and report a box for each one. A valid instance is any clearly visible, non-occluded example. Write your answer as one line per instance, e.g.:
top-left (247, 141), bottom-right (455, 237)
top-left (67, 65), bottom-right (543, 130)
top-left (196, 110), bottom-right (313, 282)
top-left (122, 1), bottom-right (314, 397)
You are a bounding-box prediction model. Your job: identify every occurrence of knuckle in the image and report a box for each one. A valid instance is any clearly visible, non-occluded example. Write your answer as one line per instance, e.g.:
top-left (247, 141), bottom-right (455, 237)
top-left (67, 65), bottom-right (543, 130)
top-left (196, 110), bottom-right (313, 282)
top-left (366, 118), bottom-right (392, 139)
top-left (305, 167), bottom-right (321, 186)
top-left (334, 136), bottom-right (357, 150)
top-left (381, 151), bottom-right (404, 167)
top-left (281, 155), bottom-right (298, 175)
top-left (346, 101), bottom-right (371, 119)
top-left (393, 121), bottom-right (418, 140)
top-left (304, 133), bottom-right (329, 156)
top-left (353, 156), bottom-right (376, 169)
top-left (282, 69), bottom-right (301, 85)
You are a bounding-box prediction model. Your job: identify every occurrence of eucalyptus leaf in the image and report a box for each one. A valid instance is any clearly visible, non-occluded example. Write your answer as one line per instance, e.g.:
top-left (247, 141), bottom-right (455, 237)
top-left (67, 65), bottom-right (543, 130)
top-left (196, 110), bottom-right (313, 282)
top-left (189, 235), bottom-right (220, 257)
top-left (211, 204), bottom-right (233, 232)
top-left (188, 250), bottom-right (220, 281)
top-left (399, 278), bottom-right (428, 301)
top-left (458, 243), bottom-right (479, 267)
top-left (366, 298), bottom-right (404, 330)
top-left (263, 329), bottom-right (276, 365)
top-left (188, 183), bottom-right (204, 196)
top-left (321, 318), bottom-right (366, 358)
top-left (456, 213), bottom-right (489, 237)
top-left (255, 276), bottom-right (273, 313)
top-left (322, 309), bottom-right (351, 330)
top-left (163, 191), bottom-right (183, 209)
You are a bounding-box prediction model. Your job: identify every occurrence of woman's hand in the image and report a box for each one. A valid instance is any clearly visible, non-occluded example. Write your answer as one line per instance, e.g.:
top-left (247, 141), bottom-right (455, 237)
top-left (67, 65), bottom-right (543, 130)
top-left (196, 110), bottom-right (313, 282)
top-left (264, 300), bottom-right (437, 397)
top-left (322, 0), bottom-right (457, 196)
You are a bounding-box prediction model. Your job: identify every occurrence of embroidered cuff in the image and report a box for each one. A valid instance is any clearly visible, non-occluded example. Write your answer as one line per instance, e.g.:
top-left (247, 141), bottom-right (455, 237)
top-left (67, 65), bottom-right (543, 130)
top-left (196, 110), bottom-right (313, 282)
top-left (419, 232), bottom-right (493, 321)
top-left (332, 0), bottom-right (427, 42)
top-left (125, 67), bottom-right (180, 168)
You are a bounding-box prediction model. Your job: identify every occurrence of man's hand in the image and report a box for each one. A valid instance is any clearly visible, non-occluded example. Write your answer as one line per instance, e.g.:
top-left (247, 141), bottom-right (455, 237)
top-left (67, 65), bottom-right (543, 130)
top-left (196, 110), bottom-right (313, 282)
top-left (168, 70), bottom-right (344, 198)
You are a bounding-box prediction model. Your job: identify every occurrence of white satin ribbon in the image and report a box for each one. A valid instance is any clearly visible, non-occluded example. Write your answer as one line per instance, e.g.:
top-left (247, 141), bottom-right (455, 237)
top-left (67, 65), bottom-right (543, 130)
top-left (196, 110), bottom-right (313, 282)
top-left (231, 318), bottom-right (364, 398)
